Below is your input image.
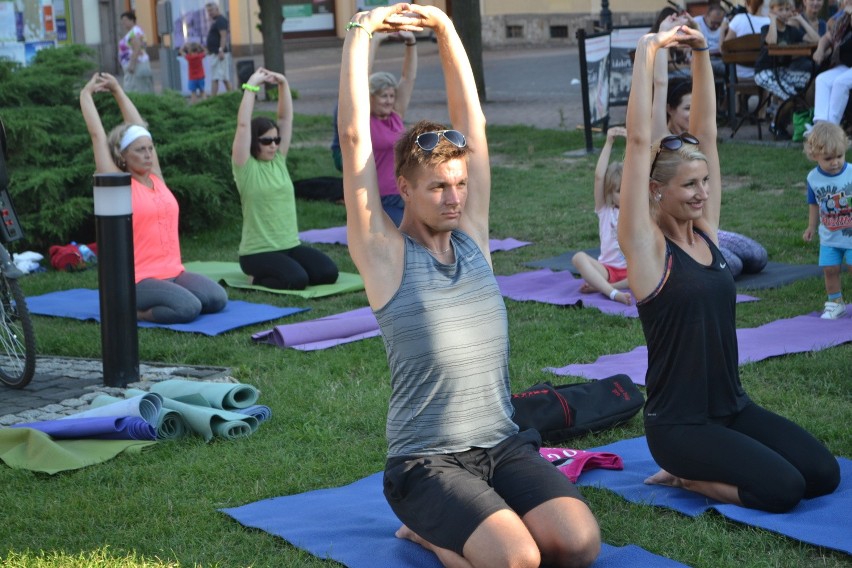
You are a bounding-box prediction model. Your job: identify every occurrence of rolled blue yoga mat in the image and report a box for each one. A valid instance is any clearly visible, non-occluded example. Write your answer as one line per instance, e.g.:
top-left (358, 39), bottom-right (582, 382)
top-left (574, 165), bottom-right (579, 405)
top-left (236, 405), bottom-right (272, 423)
top-left (91, 394), bottom-right (189, 441)
top-left (11, 416), bottom-right (156, 441)
top-left (69, 393), bottom-right (163, 426)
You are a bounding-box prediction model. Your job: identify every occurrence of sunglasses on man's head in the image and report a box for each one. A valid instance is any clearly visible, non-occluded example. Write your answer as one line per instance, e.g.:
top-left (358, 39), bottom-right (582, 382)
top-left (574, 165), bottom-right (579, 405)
top-left (650, 132), bottom-right (700, 176)
top-left (415, 130), bottom-right (467, 152)
top-left (258, 136), bottom-right (282, 146)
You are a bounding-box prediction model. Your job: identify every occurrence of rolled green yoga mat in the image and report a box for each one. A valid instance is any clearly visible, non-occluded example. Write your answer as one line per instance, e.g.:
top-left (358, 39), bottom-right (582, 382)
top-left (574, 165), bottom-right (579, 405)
top-left (149, 379), bottom-right (259, 410)
top-left (0, 428), bottom-right (155, 474)
top-left (127, 389), bottom-right (258, 442)
top-left (91, 394), bottom-right (189, 441)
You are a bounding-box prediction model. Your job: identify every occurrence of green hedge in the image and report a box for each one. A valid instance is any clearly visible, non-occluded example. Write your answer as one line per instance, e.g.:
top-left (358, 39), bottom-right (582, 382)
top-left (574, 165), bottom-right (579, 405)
top-left (0, 45), bottom-right (249, 249)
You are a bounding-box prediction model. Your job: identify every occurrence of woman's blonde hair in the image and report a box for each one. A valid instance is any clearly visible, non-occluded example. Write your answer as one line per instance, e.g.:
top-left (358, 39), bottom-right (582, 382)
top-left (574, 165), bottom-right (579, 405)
top-left (106, 122), bottom-right (149, 171)
top-left (648, 140), bottom-right (706, 186)
top-left (603, 162), bottom-right (623, 206)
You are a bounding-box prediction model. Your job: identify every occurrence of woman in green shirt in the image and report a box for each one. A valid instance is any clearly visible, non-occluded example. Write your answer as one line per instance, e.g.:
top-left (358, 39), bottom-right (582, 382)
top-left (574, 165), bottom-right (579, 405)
top-left (232, 67), bottom-right (338, 289)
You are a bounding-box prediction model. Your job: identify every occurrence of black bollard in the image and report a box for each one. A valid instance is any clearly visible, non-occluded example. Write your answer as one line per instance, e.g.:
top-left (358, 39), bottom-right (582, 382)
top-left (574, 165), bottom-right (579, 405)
top-left (93, 173), bottom-right (139, 387)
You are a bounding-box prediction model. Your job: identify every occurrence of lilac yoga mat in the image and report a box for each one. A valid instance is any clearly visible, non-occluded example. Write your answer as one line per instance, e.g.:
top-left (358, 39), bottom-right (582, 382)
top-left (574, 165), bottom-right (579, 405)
top-left (497, 269), bottom-right (757, 317)
top-left (298, 226), bottom-right (531, 253)
top-left (577, 437), bottom-right (852, 555)
top-left (547, 312), bottom-right (852, 384)
top-left (252, 306), bottom-right (380, 351)
top-left (221, 471), bottom-right (689, 568)
top-left (26, 288), bottom-right (307, 335)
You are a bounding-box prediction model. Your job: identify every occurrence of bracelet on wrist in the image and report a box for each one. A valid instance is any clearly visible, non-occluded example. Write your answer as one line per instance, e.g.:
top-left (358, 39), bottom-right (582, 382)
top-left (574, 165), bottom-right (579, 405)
top-left (346, 21), bottom-right (373, 39)
top-left (242, 83), bottom-right (260, 92)
top-left (692, 46), bottom-right (710, 52)
top-left (405, 41), bottom-right (416, 46)
top-left (609, 289), bottom-right (620, 301)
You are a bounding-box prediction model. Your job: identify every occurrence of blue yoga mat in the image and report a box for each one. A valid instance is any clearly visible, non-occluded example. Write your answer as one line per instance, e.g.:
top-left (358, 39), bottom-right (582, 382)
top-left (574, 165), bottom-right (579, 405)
top-left (577, 437), bottom-right (852, 555)
top-left (26, 288), bottom-right (307, 336)
top-left (221, 471), bottom-right (688, 568)
top-left (11, 416), bottom-right (155, 441)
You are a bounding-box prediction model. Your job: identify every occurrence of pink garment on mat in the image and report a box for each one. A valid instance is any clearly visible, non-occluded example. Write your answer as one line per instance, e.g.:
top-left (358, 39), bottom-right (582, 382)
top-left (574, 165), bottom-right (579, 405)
top-left (539, 447), bottom-right (624, 482)
top-left (370, 112), bottom-right (404, 197)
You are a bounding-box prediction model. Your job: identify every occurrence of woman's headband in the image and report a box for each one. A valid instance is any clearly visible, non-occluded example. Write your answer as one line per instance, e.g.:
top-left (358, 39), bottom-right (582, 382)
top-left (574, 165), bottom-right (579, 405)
top-left (119, 125), bottom-right (152, 151)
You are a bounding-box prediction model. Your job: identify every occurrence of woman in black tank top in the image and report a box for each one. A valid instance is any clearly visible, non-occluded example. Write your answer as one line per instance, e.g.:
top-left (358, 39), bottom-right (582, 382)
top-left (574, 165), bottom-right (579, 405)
top-left (617, 24), bottom-right (839, 512)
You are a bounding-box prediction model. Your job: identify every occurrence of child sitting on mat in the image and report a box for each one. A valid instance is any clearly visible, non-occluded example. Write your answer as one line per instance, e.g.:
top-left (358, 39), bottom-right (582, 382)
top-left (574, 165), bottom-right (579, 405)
top-left (802, 121), bottom-right (852, 320)
top-left (571, 126), bottom-right (632, 305)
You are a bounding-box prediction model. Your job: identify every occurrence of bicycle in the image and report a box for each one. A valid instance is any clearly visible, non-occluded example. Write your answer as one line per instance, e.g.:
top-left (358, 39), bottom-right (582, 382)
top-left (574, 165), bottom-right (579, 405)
top-left (0, 117), bottom-right (36, 388)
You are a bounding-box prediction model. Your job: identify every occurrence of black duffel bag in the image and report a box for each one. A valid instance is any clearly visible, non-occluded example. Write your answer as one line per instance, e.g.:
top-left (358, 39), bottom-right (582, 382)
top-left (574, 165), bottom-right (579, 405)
top-left (510, 375), bottom-right (644, 443)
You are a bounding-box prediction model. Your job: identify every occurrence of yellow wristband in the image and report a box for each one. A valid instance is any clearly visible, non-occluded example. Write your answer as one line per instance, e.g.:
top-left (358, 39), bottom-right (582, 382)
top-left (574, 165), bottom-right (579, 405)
top-left (346, 21), bottom-right (373, 39)
top-left (242, 83), bottom-right (260, 92)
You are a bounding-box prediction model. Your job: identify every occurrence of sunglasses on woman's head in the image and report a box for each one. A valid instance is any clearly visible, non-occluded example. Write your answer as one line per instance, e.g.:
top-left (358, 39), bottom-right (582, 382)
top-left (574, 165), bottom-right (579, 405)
top-left (415, 130), bottom-right (467, 152)
top-left (258, 136), bottom-right (282, 146)
top-left (650, 133), bottom-right (700, 176)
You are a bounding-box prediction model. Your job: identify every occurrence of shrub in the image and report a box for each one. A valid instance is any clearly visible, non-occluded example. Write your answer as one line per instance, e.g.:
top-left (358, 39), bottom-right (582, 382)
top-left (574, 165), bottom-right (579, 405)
top-left (0, 45), bottom-right (242, 249)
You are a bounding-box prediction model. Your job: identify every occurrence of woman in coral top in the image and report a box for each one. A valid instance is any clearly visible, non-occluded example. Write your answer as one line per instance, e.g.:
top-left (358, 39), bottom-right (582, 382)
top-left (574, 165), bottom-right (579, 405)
top-left (80, 72), bottom-right (227, 323)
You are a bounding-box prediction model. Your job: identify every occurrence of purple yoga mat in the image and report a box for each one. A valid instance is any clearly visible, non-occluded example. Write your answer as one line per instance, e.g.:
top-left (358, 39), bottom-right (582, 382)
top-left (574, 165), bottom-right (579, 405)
top-left (488, 237), bottom-right (532, 252)
top-left (299, 226), bottom-right (348, 245)
top-left (12, 416), bottom-right (156, 441)
top-left (497, 269), bottom-right (758, 317)
top-left (298, 226), bottom-right (531, 253)
top-left (252, 306), bottom-right (381, 351)
top-left (547, 312), bottom-right (852, 384)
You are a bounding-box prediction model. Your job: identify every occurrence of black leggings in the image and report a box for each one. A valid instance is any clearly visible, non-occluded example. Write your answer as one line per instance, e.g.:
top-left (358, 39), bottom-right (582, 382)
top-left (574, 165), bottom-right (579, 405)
top-left (646, 403), bottom-right (840, 513)
top-left (239, 245), bottom-right (338, 290)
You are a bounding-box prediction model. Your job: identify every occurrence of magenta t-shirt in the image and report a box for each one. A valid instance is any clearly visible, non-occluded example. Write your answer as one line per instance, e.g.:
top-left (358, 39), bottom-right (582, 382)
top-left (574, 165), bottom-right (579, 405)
top-left (370, 112), bottom-right (404, 197)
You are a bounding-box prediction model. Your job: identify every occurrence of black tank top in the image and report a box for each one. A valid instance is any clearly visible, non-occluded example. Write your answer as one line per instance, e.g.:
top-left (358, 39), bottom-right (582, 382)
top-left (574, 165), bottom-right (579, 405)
top-left (637, 230), bottom-right (750, 425)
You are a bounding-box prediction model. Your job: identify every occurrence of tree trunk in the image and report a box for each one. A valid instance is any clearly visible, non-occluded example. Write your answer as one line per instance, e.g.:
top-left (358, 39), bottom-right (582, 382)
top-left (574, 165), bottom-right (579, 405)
top-left (258, 0), bottom-right (285, 74)
top-left (450, 0), bottom-right (486, 102)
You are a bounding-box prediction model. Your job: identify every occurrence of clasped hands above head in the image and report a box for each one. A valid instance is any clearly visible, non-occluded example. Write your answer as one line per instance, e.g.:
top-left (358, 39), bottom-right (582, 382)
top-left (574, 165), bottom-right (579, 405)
top-left (645, 25), bottom-right (708, 52)
top-left (351, 3), bottom-right (447, 36)
top-left (246, 67), bottom-right (286, 88)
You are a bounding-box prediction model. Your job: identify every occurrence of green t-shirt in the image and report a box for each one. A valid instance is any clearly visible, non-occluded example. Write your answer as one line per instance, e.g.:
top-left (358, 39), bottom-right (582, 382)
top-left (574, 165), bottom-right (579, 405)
top-left (233, 153), bottom-right (300, 256)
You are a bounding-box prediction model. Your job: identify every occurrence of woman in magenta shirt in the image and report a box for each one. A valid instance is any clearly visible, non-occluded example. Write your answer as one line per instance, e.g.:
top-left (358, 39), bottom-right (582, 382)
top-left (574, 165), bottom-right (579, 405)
top-left (369, 31), bottom-right (418, 226)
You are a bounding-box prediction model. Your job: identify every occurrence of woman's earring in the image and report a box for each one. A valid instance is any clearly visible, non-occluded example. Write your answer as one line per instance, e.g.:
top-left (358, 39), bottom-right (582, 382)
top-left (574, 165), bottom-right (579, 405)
top-left (655, 192), bottom-right (663, 202)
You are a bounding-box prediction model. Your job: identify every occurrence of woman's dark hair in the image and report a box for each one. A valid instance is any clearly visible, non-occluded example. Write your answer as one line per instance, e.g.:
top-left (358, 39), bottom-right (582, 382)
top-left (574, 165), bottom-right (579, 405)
top-left (667, 79), bottom-right (692, 110)
top-left (120, 10), bottom-right (137, 22)
top-left (651, 7), bottom-right (679, 33)
top-left (250, 117), bottom-right (277, 159)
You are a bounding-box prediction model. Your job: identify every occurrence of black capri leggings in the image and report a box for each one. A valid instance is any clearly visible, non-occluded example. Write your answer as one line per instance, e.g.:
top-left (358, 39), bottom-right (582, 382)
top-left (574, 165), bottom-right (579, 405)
top-left (239, 245), bottom-right (338, 290)
top-left (646, 403), bottom-right (840, 513)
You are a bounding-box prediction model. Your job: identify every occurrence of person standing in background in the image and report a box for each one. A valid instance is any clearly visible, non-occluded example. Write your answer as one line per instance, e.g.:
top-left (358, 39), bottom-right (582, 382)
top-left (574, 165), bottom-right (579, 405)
top-left (205, 2), bottom-right (232, 95)
top-left (118, 10), bottom-right (154, 94)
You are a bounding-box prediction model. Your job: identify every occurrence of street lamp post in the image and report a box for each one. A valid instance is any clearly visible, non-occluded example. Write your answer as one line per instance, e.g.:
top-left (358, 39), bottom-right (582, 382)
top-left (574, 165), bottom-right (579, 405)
top-left (93, 172), bottom-right (139, 387)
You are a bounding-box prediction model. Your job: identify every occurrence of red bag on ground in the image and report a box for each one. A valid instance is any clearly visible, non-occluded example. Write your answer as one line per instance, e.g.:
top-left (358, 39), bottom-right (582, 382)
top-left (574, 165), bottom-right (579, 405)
top-left (49, 244), bottom-right (84, 271)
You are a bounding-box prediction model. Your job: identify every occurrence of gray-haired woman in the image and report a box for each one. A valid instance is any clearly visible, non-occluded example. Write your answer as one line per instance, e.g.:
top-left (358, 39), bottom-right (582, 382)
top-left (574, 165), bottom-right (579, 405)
top-left (369, 31), bottom-right (418, 226)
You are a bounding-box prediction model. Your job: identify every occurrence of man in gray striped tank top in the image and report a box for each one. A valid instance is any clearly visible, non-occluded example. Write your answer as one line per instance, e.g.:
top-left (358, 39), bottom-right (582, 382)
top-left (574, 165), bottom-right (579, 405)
top-left (338, 4), bottom-right (600, 567)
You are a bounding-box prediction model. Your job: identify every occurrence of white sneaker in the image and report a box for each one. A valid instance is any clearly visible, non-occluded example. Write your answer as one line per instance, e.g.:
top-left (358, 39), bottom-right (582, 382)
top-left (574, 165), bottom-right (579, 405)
top-left (821, 301), bottom-right (846, 320)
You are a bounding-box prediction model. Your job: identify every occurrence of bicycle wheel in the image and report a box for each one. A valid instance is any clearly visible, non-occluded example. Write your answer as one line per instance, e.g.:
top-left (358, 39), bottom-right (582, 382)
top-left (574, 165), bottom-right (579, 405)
top-left (0, 274), bottom-right (36, 388)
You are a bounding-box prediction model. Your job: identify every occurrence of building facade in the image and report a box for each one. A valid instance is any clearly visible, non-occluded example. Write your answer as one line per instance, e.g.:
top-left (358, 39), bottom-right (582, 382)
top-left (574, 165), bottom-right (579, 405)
top-left (0, 0), bottom-right (670, 72)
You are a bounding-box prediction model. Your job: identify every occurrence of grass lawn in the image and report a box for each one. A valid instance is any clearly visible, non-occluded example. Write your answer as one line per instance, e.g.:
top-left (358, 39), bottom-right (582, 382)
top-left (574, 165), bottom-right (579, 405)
top-left (2, 119), bottom-right (850, 568)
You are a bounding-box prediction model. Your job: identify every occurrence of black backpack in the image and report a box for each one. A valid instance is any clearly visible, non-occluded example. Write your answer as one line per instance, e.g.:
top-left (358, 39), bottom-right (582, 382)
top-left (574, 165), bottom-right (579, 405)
top-left (511, 375), bottom-right (644, 443)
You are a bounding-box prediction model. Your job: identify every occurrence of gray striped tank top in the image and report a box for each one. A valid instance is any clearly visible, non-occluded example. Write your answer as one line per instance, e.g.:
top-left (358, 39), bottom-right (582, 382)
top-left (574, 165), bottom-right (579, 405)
top-left (375, 230), bottom-right (519, 458)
